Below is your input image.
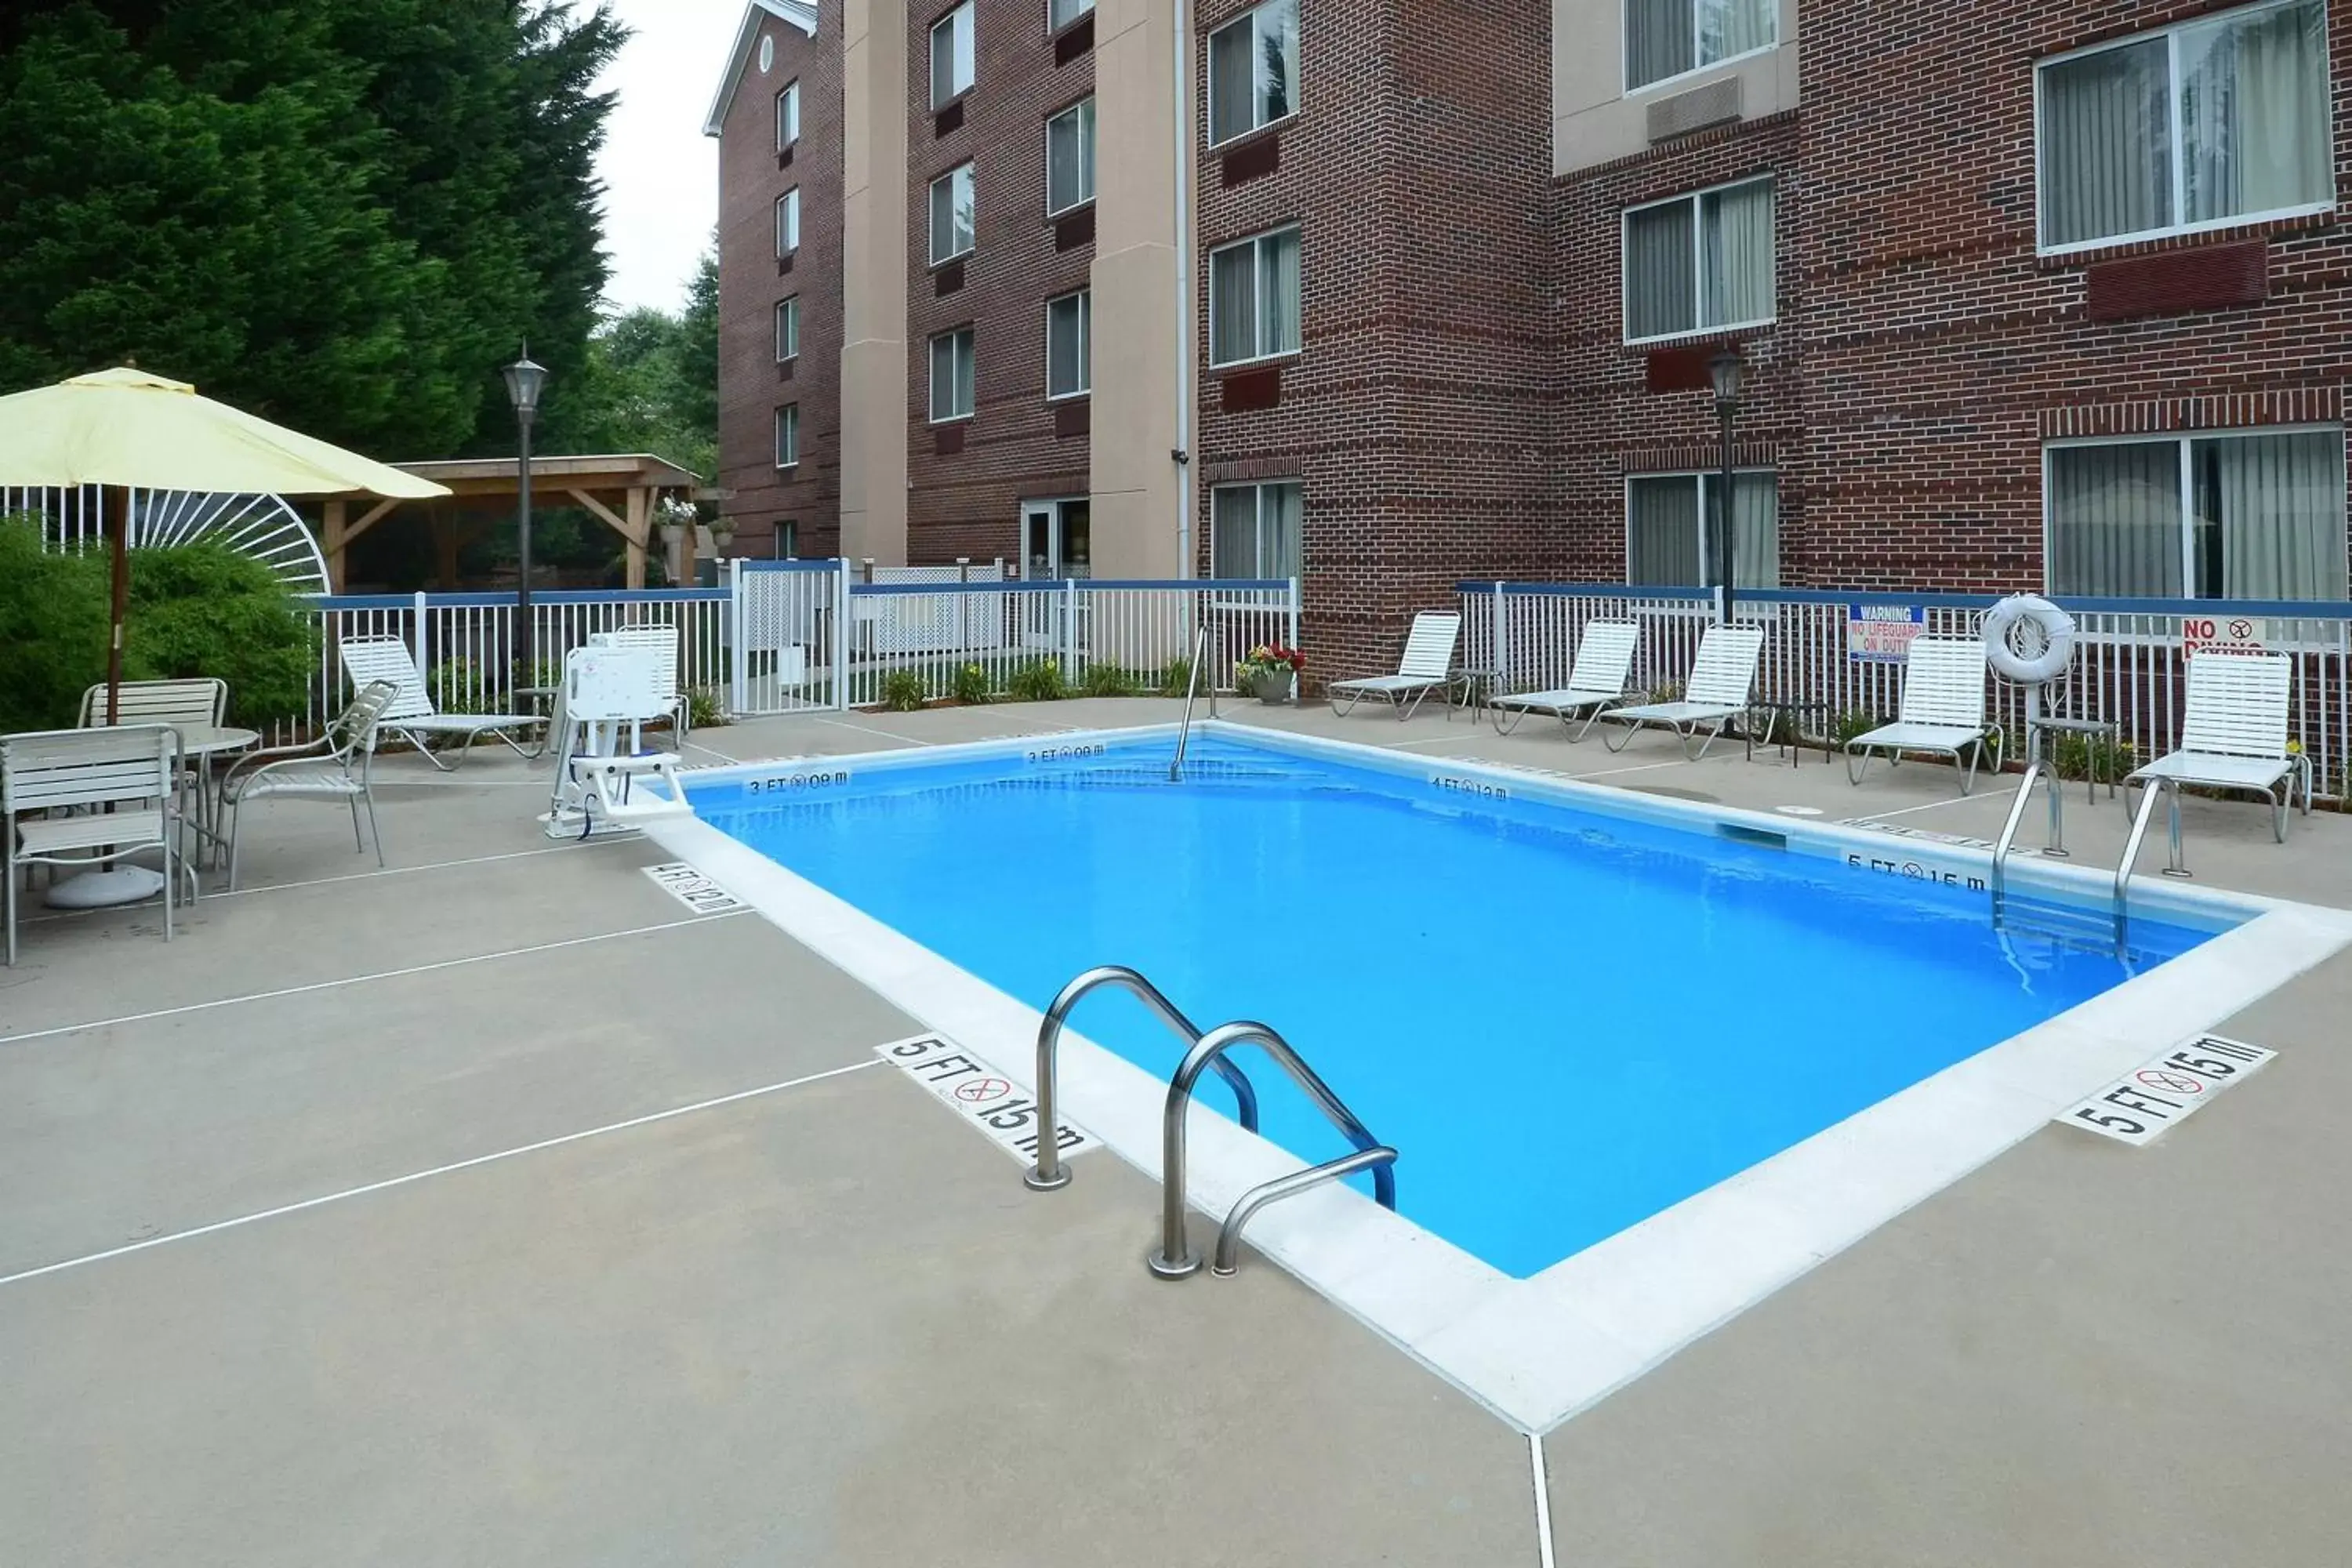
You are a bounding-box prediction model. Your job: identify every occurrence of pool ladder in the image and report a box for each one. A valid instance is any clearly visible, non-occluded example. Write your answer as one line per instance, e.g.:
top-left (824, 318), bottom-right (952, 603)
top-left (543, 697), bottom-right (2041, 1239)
top-left (1168, 621), bottom-right (1216, 782)
top-left (1025, 964), bottom-right (1397, 1279)
top-left (1991, 757), bottom-right (2168, 957)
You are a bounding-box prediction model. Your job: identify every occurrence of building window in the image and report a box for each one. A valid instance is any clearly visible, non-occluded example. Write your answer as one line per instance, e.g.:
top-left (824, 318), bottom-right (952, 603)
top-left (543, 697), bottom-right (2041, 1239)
top-left (2036, 0), bottom-right (2332, 253)
top-left (1622, 176), bottom-right (1775, 343)
top-left (929, 162), bottom-right (975, 265)
top-left (1207, 226), bottom-right (1301, 367)
top-left (776, 188), bottom-right (800, 256)
top-left (1046, 289), bottom-right (1091, 400)
top-left (1625, 471), bottom-right (1780, 586)
top-left (1207, 0), bottom-right (1299, 147)
top-left (775, 405), bottom-right (800, 468)
top-left (1046, 97), bottom-right (1097, 216)
top-left (775, 296), bottom-right (800, 361)
top-left (1050, 0), bottom-right (1094, 28)
top-left (930, 326), bottom-right (976, 423)
top-left (2046, 429), bottom-right (2346, 599)
top-left (1625, 0), bottom-right (1775, 93)
top-left (776, 80), bottom-right (800, 150)
top-left (775, 519), bottom-right (800, 559)
top-left (931, 2), bottom-right (975, 109)
top-left (1211, 481), bottom-right (1302, 579)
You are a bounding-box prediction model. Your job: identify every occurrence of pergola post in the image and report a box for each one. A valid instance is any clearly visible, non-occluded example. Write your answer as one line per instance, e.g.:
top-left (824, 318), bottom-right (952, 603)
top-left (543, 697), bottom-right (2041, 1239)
top-left (324, 499), bottom-right (347, 590)
top-left (625, 486), bottom-right (648, 590)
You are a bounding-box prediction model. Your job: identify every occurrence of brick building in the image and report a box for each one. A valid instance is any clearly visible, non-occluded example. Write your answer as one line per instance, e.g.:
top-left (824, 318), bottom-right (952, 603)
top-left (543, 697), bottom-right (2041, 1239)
top-left (708, 0), bottom-right (2352, 669)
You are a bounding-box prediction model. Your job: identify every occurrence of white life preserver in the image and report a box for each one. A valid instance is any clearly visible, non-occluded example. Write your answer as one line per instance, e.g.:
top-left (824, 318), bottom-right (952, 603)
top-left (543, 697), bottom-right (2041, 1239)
top-left (1982, 594), bottom-right (2075, 684)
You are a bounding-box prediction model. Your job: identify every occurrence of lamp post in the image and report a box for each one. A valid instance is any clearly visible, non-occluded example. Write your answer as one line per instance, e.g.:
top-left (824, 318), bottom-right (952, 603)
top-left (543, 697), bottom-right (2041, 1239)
top-left (1708, 346), bottom-right (1746, 627)
top-left (502, 348), bottom-right (547, 688)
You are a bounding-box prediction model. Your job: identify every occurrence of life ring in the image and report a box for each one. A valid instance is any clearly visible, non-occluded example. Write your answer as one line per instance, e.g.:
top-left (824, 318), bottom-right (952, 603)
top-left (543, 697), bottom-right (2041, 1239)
top-left (1982, 594), bottom-right (2075, 685)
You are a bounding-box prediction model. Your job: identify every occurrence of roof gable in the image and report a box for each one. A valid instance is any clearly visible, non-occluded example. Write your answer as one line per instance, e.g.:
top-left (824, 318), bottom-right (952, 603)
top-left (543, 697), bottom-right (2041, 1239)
top-left (703, 0), bottom-right (818, 139)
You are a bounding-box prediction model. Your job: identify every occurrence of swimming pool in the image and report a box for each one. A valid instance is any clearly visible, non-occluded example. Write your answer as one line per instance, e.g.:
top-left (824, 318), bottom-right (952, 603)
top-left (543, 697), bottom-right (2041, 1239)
top-left (688, 728), bottom-right (2215, 1277)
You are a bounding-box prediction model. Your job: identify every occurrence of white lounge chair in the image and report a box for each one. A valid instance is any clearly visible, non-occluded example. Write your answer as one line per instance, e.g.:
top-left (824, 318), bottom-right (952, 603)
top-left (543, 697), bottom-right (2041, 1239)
top-left (3, 724), bottom-right (186, 965)
top-left (1845, 637), bottom-right (2002, 794)
top-left (1490, 619), bottom-right (1639, 739)
top-left (219, 680), bottom-right (401, 890)
top-left (339, 636), bottom-right (546, 771)
top-left (590, 624), bottom-right (690, 745)
top-left (2126, 652), bottom-right (2311, 844)
top-left (1327, 612), bottom-right (1461, 720)
top-left (79, 677), bottom-right (227, 730)
top-left (1599, 623), bottom-right (1766, 758)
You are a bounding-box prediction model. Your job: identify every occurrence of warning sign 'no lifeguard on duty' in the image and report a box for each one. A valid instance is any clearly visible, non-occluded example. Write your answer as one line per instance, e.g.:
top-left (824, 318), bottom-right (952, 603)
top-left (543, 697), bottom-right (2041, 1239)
top-left (2057, 1035), bottom-right (2275, 1146)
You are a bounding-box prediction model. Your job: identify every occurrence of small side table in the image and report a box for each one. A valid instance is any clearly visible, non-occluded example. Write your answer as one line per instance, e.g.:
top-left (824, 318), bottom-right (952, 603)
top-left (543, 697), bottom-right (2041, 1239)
top-left (2027, 714), bottom-right (2121, 804)
top-left (1448, 667), bottom-right (1501, 724)
top-left (1745, 698), bottom-right (1836, 767)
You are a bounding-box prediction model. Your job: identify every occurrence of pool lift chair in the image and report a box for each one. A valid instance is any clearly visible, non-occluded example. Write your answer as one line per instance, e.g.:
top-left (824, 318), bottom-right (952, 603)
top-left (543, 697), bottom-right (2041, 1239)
top-left (545, 643), bottom-right (695, 840)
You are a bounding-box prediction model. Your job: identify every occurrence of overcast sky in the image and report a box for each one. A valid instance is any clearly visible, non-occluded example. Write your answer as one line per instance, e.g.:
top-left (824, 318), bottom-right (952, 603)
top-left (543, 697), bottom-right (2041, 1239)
top-left (593, 0), bottom-right (742, 315)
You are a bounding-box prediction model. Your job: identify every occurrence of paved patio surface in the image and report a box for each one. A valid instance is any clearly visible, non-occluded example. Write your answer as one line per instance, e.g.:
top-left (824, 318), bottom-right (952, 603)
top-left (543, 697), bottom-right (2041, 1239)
top-left (3, 695), bottom-right (2347, 1564)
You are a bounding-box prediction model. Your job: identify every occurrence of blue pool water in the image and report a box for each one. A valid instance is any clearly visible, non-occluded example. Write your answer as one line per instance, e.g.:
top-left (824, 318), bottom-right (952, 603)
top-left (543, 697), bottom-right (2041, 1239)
top-left (696, 732), bottom-right (2218, 1276)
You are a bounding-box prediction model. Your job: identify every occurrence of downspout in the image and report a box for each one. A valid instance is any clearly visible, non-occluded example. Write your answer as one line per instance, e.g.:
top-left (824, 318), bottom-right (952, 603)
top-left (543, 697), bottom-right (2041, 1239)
top-left (1171, 0), bottom-right (1194, 577)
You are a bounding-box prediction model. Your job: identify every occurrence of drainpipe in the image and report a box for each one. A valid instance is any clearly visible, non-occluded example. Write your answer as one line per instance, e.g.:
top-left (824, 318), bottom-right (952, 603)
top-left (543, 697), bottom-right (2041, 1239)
top-left (1171, 0), bottom-right (1193, 579)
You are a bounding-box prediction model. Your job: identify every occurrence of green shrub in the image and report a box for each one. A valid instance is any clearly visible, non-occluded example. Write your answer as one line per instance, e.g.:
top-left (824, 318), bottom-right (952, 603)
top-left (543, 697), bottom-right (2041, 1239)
top-left (688, 687), bottom-right (728, 728)
top-left (878, 669), bottom-right (929, 711)
top-left (1007, 658), bottom-right (1067, 702)
top-left (1080, 662), bottom-right (1140, 697)
top-left (2046, 728), bottom-right (2135, 782)
top-left (950, 662), bottom-right (993, 705)
top-left (1831, 709), bottom-right (1882, 746)
top-left (0, 518), bottom-right (110, 732)
top-left (1154, 656), bottom-right (1194, 698)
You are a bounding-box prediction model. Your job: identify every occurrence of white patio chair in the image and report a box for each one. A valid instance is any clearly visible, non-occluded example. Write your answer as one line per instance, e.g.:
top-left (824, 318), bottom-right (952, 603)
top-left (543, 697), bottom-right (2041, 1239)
top-left (1327, 612), bottom-right (1461, 720)
top-left (1490, 619), bottom-right (1639, 739)
top-left (79, 677), bottom-right (227, 730)
top-left (2126, 652), bottom-right (2311, 844)
top-left (338, 636), bottom-right (546, 771)
top-left (1599, 623), bottom-right (1766, 759)
top-left (590, 624), bottom-right (690, 746)
top-left (3, 724), bottom-right (185, 965)
top-left (219, 680), bottom-right (401, 891)
top-left (1845, 638), bottom-right (2002, 794)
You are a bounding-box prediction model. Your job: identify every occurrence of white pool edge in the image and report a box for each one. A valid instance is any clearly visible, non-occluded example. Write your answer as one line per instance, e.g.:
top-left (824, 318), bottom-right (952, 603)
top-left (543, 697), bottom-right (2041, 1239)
top-left (653, 723), bottom-right (2352, 1433)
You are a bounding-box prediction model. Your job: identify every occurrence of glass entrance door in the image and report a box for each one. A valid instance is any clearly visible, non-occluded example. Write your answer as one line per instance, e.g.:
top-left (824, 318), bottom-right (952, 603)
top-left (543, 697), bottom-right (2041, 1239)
top-left (1019, 498), bottom-right (1091, 649)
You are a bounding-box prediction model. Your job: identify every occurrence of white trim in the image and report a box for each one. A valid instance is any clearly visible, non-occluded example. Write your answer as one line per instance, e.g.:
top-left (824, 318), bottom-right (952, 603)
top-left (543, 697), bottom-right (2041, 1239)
top-left (775, 294), bottom-right (800, 363)
top-left (774, 78), bottom-right (800, 151)
top-left (2032, 0), bottom-right (2334, 255)
top-left (775, 188), bottom-right (800, 257)
top-left (1047, 0), bottom-right (1096, 30)
top-left (1044, 288), bottom-right (1091, 401)
top-left (1207, 477), bottom-right (1301, 579)
top-left (1622, 467), bottom-right (1778, 587)
top-left (930, 1), bottom-right (976, 111)
top-left (1204, 0), bottom-right (1301, 150)
top-left (1207, 223), bottom-right (1303, 368)
top-left (1620, 0), bottom-right (1778, 99)
top-left (1621, 174), bottom-right (1777, 346)
top-left (1044, 96), bottom-right (1098, 219)
top-left (774, 404), bottom-right (800, 469)
top-left (927, 326), bottom-right (977, 424)
top-left (927, 162), bottom-right (976, 267)
top-left (702, 1), bottom-right (820, 140)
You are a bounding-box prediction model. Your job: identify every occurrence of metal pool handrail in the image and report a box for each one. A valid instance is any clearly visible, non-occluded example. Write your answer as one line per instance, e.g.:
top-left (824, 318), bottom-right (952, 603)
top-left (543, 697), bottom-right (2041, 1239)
top-left (1149, 1019), bottom-right (1396, 1280)
top-left (1211, 1145), bottom-right (1399, 1277)
top-left (1024, 964), bottom-right (1260, 1192)
top-left (1169, 620), bottom-right (1209, 782)
top-left (1989, 760), bottom-right (2045, 927)
top-left (2113, 781), bottom-right (2168, 956)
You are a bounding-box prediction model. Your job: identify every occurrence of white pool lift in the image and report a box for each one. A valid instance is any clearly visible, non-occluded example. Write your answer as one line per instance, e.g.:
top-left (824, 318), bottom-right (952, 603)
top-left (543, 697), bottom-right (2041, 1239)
top-left (544, 643), bottom-right (693, 840)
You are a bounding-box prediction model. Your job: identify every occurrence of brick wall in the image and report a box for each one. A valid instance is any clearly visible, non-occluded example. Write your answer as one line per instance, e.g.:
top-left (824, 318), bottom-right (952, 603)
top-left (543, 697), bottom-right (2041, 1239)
top-left (1192, 0), bottom-right (1557, 681)
top-left (717, 12), bottom-right (845, 560)
top-left (902, 0), bottom-right (1098, 568)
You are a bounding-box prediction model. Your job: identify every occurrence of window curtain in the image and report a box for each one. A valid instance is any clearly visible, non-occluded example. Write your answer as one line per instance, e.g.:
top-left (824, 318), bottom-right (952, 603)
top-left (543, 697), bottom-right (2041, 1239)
top-left (1700, 0), bottom-right (1773, 65)
top-left (929, 336), bottom-right (954, 422)
top-left (1702, 180), bottom-right (1775, 326)
top-left (2039, 37), bottom-right (2171, 246)
top-left (1258, 0), bottom-right (1300, 123)
top-left (1049, 0), bottom-right (1093, 29)
top-left (1210, 244), bottom-right (1258, 362)
top-left (954, 332), bottom-right (975, 418)
top-left (2049, 442), bottom-right (2183, 595)
top-left (1212, 488), bottom-right (1258, 576)
top-left (1628, 477), bottom-right (1702, 585)
top-left (1047, 109), bottom-right (1087, 212)
top-left (1259, 230), bottom-right (1301, 356)
top-left (2211, 431), bottom-right (2344, 599)
top-left (1726, 471), bottom-right (1780, 586)
top-left (1048, 296), bottom-right (1084, 397)
top-left (1625, 201), bottom-right (1696, 338)
top-left (1627, 0), bottom-right (1693, 89)
top-left (1262, 481), bottom-right (1303, 581)
top-left (1209, 18), bottom-right (1256, 142)
top-left (2181, 0), bottom-right (2330, 223)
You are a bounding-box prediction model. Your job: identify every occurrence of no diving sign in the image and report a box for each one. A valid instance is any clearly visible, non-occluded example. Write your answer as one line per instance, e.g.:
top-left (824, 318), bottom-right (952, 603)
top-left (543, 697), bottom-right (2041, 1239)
top-left (2182, 615), bottom-right (2264, 658)
top-left (874, 1034), bottom-right (1097, 1167)
top-left (2057, 1035), bottom-right (2274, 1145)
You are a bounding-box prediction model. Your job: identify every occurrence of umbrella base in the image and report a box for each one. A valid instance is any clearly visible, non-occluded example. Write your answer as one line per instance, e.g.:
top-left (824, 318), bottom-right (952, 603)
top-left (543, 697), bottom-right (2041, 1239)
top-left (46, 866), bottom-right (168, 909)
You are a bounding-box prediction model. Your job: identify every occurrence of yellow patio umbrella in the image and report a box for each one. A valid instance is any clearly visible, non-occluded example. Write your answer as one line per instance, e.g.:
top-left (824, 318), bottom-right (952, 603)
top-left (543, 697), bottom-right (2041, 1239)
top-left (0, 366), bottom-right (449, 712)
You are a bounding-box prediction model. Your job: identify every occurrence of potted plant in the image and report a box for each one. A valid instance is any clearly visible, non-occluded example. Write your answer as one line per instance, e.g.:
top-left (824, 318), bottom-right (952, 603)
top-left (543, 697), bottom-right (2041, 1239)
top-left (654, 495), bottom-right (698, 548)
top-left (1234, 643), bottom-right (1305, 705)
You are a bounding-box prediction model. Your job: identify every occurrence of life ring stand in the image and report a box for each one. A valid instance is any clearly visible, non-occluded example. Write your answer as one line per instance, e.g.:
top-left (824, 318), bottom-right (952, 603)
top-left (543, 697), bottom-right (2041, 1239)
top-left (1983, 594), bottom-right (2075, 686)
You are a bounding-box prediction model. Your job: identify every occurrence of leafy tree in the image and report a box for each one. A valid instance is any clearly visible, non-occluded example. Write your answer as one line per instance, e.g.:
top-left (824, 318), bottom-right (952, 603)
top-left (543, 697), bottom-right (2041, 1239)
top-left (569, 247), bottom-right (720, 480)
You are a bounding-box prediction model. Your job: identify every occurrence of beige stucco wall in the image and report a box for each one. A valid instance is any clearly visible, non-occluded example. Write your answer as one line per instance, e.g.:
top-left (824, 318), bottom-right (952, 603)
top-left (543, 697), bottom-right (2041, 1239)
top-left (840, 0), bottom-right (911, 564)
top-left (1088, 0), bottom-right (1187, 582)
top-left (1553, 0), bottom-right (1799, 175)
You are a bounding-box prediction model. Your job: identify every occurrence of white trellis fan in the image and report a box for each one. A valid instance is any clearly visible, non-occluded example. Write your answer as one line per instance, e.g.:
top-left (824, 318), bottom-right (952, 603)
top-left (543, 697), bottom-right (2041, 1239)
top-left (3, 484), bottom-right (330, 594)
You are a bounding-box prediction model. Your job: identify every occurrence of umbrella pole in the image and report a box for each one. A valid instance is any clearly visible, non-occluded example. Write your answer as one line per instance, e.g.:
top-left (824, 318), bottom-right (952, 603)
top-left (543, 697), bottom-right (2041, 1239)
top-left (105, 485), bottom-right (131, 717)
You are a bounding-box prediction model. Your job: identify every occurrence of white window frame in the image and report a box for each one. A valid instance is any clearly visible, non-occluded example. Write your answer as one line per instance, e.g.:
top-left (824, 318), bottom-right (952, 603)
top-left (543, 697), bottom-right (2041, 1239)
top-left (775, 188), bottom-right (800, 256)
top-left (931, 2), bottom-right (975, 110)
top-left (1206, 0), bottom-right (1301, 150)
top-left (775, 518), bottom-right (799, 559)
top-left (775, 80), bottom-right (800, 151)
top-left (1044, 97), bottom-right (1097, 218)
top-left (2039, 424), bottom-right (2348, 599)
top-left (1210, 480), bottom-right (1302, 580)
top-left (1620, 175), bottom-right (1777, 346)
top-left (1207, 224), bottom-right (1302, 369)
top-left (2033, 0), bottom-right (2336, 257)
top-left (1621, 468), bottom-right (1780, 586)
top-left (1049, 0), bottom-right (1095, 29)
top-left (929, 326), bottom-right (976, 424)
top-left (1045, 289), bottom-right (1091, 401)
top-left (1622, 0), bottom-right (1779, 98)
top-left (928, 162), bottom-right (975, 266)
top-left (775, 296), bottom-right (800, 362)
top-left (775, 404), bottom-right (800, 469)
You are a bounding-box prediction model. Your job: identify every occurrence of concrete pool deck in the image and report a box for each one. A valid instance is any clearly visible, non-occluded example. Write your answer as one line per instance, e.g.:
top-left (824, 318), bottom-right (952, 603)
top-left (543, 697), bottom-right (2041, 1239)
top-left (4, 695), bottom-right (2349, 1565)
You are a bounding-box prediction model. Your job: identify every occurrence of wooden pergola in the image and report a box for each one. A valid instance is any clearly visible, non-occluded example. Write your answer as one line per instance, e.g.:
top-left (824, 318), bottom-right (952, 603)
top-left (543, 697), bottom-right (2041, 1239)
top-left (321, 452), bottom-right (703, 590)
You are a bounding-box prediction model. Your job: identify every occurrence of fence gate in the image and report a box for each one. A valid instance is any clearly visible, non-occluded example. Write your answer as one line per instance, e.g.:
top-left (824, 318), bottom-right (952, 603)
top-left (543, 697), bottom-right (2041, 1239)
top-left (731, 558), bottom-right (848, 714)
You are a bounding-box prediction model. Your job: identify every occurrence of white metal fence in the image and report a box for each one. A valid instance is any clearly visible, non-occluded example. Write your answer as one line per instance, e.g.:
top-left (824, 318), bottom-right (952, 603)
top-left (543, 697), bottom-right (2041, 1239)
top-left (1458, 582), bottom-right (2352, 798)
top-left (5, 484), bottom-right (331, 593)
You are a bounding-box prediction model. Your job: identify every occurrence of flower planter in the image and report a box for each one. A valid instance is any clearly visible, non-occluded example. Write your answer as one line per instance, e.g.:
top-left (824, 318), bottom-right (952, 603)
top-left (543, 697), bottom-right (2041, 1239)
top-left (1251, 668), bottom-right (1296, 706)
